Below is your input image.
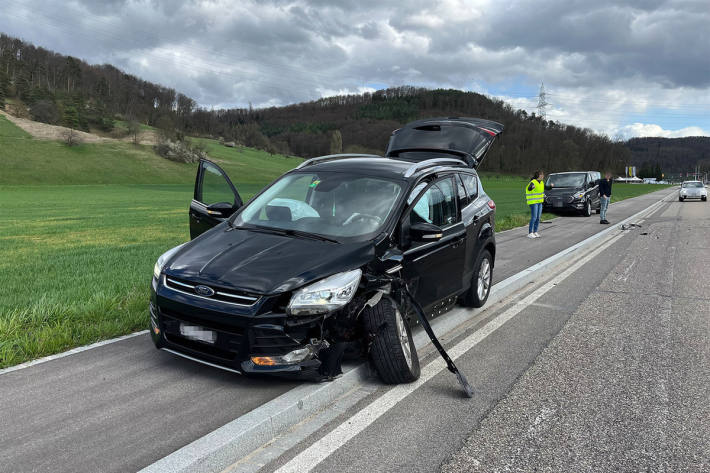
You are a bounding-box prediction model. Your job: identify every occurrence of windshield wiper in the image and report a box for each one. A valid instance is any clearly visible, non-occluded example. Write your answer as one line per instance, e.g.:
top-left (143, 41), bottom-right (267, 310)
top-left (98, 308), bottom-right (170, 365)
top-left (247, 225), bottom-right (340, 244)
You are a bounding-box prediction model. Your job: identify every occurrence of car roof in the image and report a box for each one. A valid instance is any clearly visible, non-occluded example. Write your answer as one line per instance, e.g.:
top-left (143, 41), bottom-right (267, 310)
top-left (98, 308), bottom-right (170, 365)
top-left (547, 171), bottom-right (593, 175)
top-left (295, 155), bottom-right (471, 180)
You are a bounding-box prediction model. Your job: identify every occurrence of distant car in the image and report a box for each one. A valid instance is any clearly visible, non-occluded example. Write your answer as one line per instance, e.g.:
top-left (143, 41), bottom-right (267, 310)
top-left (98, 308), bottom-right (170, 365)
top-left (543, 171), bottom-right (601, 216)
top-left (679, 181), bottom-right (707, 201)
top-left (149, 117), bottom-right (503, 384)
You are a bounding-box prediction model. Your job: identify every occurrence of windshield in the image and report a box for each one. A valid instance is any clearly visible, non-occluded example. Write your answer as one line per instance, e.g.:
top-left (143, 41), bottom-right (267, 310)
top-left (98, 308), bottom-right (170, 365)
top-left (546, 173), bottom-right (586, 188)
top-left (233, 172), bottom-right (404, 239)
top-left (682, 182), bottom-right (703, 188)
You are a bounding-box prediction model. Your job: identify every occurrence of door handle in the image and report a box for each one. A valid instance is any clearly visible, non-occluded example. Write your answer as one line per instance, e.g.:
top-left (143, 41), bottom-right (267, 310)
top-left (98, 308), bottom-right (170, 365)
top-left (450, 234), bottom-right (466, 248)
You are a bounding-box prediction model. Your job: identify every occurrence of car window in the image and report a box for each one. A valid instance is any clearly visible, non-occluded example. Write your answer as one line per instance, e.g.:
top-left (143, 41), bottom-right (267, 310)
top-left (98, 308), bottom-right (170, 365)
top-left (410, 178), bottom-right (457, 227)
top-left (547, 173), bottom-right (586, 188)
top-left (456, 174), bottom-right (467, 203)
top-left (460, 173), bottom-right (478, 200)
top-left (234, 171), bottom-right (403, 239)
top-left (201, 161), bottom-right (235, 206)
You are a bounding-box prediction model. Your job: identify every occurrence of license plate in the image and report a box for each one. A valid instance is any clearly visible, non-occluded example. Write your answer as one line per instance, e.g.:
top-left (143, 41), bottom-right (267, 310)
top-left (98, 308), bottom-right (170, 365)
top-left (179, 323), bottom-right (216, 344)
top-left (553, 200), bottom-right (563, 207)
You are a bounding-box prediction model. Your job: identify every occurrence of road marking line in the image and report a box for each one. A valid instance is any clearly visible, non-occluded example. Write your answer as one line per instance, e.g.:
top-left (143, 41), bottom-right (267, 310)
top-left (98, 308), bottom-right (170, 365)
top-left (275, 232), bottom-right (626, 473)
top-left (0, 330), bottom-right (149, 376)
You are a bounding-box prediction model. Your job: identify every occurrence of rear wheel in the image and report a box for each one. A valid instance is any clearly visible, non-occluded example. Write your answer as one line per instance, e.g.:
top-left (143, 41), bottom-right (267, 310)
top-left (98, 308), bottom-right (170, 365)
top-left (363, 298), bottom-right (420, 384)
top-left (462, 249), bottom-right (493, 308)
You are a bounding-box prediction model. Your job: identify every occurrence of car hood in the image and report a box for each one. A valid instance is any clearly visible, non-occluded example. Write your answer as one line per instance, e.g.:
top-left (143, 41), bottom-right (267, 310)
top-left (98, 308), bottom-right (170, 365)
top-left (545, 186), bottom-right (582, 196)
top-left (164, 226), bottom-right (375, 295)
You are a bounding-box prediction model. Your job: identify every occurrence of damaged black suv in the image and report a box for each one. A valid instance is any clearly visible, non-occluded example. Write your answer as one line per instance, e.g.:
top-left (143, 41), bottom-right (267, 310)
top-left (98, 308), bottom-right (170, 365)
top-left (149, 117), bottom-right (502, 384)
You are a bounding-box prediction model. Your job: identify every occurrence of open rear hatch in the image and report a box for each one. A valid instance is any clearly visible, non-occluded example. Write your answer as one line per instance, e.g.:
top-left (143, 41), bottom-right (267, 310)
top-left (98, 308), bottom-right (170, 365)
top-left (385, 117), bottom-right (504, 169)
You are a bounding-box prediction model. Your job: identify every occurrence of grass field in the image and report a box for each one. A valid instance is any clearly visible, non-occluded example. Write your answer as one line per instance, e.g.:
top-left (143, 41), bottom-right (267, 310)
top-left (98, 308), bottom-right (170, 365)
top-left (0, 115), bottom-right (672, 367)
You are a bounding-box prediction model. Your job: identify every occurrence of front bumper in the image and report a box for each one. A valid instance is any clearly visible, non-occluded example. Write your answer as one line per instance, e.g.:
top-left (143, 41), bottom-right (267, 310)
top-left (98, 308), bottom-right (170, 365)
top-left (543, 196), bottom-right (586, 212)
top-left (149, 276), bottom-right (326, 377)
top-left (680, 193), bottom-right (706, 199)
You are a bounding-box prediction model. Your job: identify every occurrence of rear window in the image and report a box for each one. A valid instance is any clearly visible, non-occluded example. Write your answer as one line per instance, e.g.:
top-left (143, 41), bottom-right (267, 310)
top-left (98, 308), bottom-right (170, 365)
top-left (460, 173), bottom-right (478, 200)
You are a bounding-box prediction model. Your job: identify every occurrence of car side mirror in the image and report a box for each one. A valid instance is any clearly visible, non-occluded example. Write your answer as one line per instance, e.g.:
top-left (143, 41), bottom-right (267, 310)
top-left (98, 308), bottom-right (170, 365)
top-left (206, 201), bottom-right (235, 217)
top-left (410, 222), bottom-right (444, 242)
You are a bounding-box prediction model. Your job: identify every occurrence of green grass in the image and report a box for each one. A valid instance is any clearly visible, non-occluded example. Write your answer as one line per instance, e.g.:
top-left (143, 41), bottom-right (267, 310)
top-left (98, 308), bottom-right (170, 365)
top-left (0, 114), bottom-right (671, 367)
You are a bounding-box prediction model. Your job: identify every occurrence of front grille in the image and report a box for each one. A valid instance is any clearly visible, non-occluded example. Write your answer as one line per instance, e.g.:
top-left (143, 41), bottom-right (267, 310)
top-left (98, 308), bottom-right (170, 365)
top-left (161, 310), bottom-right (245, 361)
top-left (164, 276), bottom-right (260, 306)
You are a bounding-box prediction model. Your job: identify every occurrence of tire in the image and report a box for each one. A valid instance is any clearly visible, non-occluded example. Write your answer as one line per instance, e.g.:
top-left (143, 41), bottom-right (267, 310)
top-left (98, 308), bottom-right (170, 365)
top-left (462, 249), bottom-right (493, 308)
top-left (679, 196), bottom-right (684, 202)
top-left (703, 197), bottom-right (707, 201)
top-left (583, 200), bottom-right (592, 217)
top-left (363, 298), bottom-right (420, 384)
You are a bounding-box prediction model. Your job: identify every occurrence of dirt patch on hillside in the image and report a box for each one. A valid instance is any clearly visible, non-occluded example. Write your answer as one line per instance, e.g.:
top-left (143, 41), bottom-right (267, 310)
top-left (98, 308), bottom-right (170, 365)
top-left (0, 109), bottom-right (158, 145)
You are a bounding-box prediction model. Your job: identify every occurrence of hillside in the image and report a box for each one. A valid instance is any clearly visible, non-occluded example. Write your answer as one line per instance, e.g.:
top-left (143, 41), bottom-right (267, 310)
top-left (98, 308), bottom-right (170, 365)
top-left (626, 136), bottom-right (710, 174)
top-left (0, 114), bottom-right (300, 191)
top-left (1, 34), bottom-right (630, 176)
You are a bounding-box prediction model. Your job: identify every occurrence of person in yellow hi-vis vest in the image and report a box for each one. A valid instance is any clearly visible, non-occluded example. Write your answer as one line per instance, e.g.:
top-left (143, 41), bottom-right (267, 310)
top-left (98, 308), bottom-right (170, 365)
top-left (525, 170), bottom-right (545, 239)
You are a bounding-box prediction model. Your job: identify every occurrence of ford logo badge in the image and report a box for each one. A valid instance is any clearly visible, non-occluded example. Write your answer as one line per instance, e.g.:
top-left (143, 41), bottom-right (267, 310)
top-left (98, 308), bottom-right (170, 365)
top-left (194, 285), bottom-right (215, 297)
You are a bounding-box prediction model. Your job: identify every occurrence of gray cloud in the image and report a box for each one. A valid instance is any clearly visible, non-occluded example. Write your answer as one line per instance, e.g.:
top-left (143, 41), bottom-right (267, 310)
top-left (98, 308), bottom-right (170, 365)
top-left (0, 0), bottom-right (708, 136)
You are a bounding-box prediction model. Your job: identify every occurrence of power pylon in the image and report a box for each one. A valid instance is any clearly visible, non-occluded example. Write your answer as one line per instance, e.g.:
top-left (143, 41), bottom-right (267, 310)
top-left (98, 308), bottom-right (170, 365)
top-left (537, 82), bottom-right (549, 120)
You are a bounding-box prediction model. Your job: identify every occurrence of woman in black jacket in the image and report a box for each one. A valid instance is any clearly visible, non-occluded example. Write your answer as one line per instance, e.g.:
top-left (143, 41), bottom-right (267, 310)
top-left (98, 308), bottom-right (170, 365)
top-left (599, 172), bottom-right (613, 224)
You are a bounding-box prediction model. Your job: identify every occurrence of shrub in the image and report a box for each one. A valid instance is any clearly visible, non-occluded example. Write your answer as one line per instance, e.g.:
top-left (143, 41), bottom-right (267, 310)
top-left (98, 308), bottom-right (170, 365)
top-left (153, 138), bottom-right (207, 163)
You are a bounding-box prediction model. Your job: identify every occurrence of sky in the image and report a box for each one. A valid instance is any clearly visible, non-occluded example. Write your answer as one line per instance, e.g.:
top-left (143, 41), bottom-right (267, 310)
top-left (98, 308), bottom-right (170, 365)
top-left (1, 0), bottom-right (709, 139)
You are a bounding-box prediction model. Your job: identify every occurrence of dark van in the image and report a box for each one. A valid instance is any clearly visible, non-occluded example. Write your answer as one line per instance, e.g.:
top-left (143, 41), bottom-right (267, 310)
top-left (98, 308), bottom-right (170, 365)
top-left (543, 171), bottom-right (601, 216)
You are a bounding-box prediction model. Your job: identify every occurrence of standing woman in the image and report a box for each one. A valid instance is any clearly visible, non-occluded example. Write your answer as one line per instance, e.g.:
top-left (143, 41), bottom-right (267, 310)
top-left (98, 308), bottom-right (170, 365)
top-left (526, 170), bottom-right (545, 238)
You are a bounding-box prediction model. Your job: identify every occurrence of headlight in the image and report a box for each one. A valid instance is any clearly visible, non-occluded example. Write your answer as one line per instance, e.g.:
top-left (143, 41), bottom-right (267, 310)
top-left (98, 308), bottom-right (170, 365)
top-left (153, 243), bottom-right (187, 279)
top-left (287, 269), bottom-right (362, 315)
top-left (572, 191), bottom-right (585, 199)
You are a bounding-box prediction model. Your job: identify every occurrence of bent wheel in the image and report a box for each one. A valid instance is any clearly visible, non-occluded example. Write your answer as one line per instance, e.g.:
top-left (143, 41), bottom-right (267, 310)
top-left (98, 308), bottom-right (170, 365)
top-left (462, 249), bottom-right (493, 308)
top-left (363, 298), bottom-right (420, 384)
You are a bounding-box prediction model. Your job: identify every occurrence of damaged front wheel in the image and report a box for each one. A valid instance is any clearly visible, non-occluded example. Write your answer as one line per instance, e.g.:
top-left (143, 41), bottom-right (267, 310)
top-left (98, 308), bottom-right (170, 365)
top-left (363, 298), bottom-right (420, 384)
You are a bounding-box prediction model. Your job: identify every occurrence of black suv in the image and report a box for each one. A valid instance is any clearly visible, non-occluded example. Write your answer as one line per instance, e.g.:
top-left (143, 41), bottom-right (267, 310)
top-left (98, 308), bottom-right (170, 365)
top-left (543, 171), bottom-right (601, 216)
top-left (149, 117), bottom-right (502, 384)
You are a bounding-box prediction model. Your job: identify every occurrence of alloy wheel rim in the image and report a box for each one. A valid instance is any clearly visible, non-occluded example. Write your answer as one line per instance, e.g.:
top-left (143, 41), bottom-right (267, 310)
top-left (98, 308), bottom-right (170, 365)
top-left (477, 258), bottom-right (491, 300)
top-left (395, 307), bottom-right (413, 369)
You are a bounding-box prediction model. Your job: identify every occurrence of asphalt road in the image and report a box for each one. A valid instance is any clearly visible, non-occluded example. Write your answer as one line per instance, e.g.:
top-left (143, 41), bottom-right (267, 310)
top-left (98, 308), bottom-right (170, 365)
top-left (264, 191), bottom-right (709, 473)
top-left (0, 187), bottom-right (675, 473)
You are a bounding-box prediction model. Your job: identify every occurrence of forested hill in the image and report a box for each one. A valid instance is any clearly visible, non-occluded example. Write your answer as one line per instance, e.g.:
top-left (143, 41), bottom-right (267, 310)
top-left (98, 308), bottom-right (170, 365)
top-left (0, 33), bottom-right (629, 175)
top-left (626, 137), bottom-right (710, 174)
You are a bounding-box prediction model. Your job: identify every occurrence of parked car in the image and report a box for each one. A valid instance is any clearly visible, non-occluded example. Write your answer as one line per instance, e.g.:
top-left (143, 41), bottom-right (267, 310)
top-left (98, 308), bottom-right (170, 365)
top-left (543, 171), bottom-right (601, 216)
top-left (679, 181), bottom-right (707, 201)
top-left (149, 117), bottom-right (503, 384)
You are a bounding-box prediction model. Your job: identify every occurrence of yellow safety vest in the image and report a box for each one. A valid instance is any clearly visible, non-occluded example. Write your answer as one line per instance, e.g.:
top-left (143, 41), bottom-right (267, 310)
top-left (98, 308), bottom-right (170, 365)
top-left (525, 179), bottom-right (545, 205)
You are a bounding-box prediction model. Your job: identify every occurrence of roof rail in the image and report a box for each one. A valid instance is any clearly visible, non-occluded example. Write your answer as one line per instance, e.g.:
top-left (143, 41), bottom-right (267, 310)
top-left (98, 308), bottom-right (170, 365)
top-left (295, 153), bottom-right (384, 170)
top-left (403, 158), bottom-right (466, 178)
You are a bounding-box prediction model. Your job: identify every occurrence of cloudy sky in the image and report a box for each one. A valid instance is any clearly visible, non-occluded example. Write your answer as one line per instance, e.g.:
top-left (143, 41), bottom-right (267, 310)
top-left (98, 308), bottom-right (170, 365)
top-left (1, 0), bottom-right (708, 138)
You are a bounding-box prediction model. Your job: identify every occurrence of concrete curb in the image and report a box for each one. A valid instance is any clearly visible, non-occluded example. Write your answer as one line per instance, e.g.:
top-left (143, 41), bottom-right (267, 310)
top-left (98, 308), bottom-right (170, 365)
top-left (140, 190), bottom-right (672, 473)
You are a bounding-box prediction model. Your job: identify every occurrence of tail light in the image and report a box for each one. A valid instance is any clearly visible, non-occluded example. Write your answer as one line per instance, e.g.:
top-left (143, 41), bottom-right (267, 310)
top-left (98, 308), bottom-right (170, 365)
top-left (487, 200), bottom-right (496, 210)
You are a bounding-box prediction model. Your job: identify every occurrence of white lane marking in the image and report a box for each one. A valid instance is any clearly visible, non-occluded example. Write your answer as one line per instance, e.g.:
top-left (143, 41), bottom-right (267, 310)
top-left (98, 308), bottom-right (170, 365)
top-left (0, 330), bottom-right (149, 376)
top-left (275, 232), bottom-right (626, 473)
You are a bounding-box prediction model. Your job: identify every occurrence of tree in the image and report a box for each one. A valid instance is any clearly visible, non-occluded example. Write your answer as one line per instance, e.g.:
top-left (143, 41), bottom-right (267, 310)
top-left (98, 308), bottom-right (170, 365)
top-left (62, 128), bottom-right (81, 146)
top-left (0, 70), bottom-right (7, 109)
top-left (330, 129), bottom-right (343, 154)
top-left (30, 100), bottom-right (59, 124)
top-left (63, 105), bottom-right (80, 130)
top-left (127, 120), bottom-right (141, 145)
